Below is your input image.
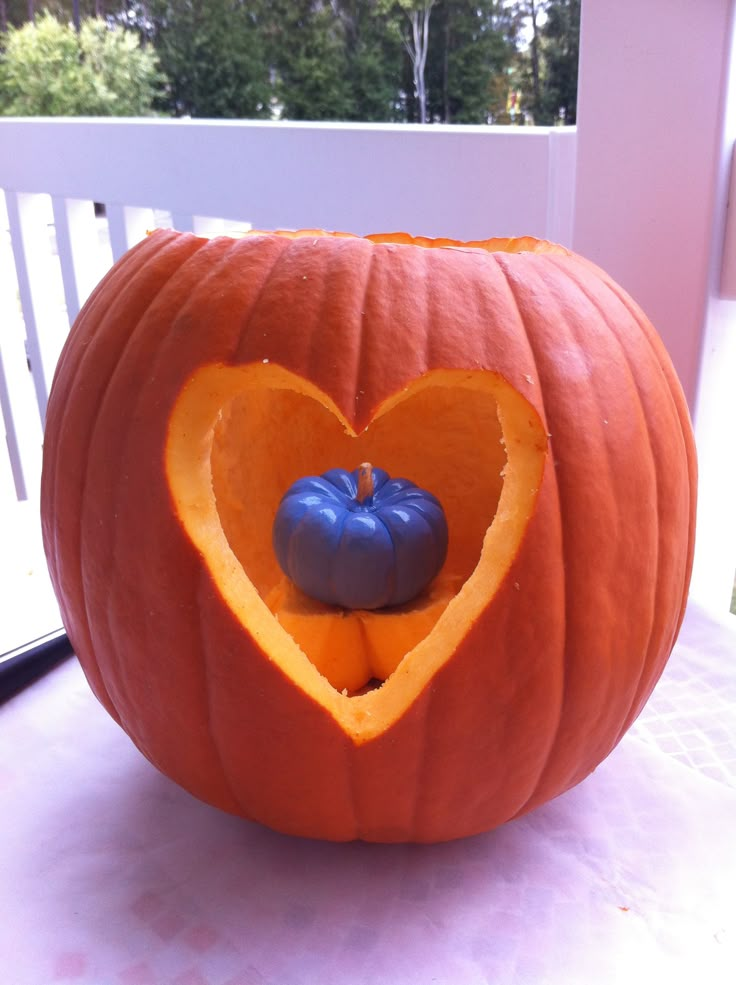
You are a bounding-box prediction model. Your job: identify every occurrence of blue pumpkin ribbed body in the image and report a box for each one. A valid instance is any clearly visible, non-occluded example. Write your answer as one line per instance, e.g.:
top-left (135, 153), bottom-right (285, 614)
top-left (272, 466), bottom-right (449, 609)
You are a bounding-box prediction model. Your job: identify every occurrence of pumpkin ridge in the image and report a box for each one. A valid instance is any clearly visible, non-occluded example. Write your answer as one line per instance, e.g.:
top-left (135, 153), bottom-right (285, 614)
top-left (334, 237), bottom-right (397, 432)
top-left (52, 232), bottom-right (206, 720)
top-left (564, 261), bottom-right (695, 647)
top-left (350, 243), bottom-right (435, 433)
top-left (194, 568), bottom-right (250, 815)
top-left (412, 245), bottom-right (433, 379)
top-left (570, 271), bottom-right (660, 750)
top-left (591, 270), bottom-right (697, 640)
top-left (47, 232), bottom-right (162, 427)
top-left (90, 237), bottom-right (237, 741)
top-left (43, 233), bottom-right (173, 607)
top-left (490, 253), bottom-right (569, 814)
top-left (498, 252), bottom-right (684, 808)
top-left (407, 667), bottom-right (440, 842)
top-left (307, 238), bottom-right (365, 425)
top-left (231, 235), bottom-right (300, 365)
top-left (502, 254), bottom-right (646, 806)
top-left (350, 238), bottom-right (376, 430)
top-left (343, 702), bottom-right (364, 841)
top-left (111, 236), bottom-right (287, 788)
top-left (568, 264), bottom-right (695, 739)
top-left (424, 246), bottom-right (486, 369)
top-left (305, 241), bottom-right (335, 397)
top-left (546, 259), bottom-right (663, 742)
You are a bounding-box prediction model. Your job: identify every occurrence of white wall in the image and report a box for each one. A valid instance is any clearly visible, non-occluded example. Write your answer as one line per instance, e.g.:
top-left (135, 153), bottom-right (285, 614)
top-left (573, 0), bottom-right (736, 613)
top-left (574, 0), bottom-right (734, 410)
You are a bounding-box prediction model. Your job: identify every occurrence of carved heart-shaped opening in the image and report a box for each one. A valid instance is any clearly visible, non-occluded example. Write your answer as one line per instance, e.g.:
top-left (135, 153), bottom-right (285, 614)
top-left (166, 362), bottom-right (547, 739)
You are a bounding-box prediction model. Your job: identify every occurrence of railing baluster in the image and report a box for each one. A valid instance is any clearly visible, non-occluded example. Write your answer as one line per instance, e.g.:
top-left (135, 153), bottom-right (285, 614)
top-left (170, 213), bottom-right (194, 233)
top-left (107, 204), bottom-right (155, 262)
top-left (546, 129), bottom-right (577, 247)
top-left (4, 190), bottom-right (61, 426)
top-left (51, 197), bottom-right (104, 323)
top-left (0, 344), bottom-right (27, 501)
top-left (0, 189), bottom-right (44, 503)
top-left (0, 330), bottom-right (43, 505)
top-left (191, 216), bottom-right (226, 238)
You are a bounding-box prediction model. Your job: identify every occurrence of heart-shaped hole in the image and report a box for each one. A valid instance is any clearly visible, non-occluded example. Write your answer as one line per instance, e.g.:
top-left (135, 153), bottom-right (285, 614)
top-left (166, 362), bottom-right (546, 739)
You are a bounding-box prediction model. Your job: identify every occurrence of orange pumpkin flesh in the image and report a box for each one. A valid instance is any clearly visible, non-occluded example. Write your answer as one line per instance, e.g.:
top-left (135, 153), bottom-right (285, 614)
top-left (41, 228), bottom-right (696, 842)
top-left (167, 362), bottom-right (545, 718)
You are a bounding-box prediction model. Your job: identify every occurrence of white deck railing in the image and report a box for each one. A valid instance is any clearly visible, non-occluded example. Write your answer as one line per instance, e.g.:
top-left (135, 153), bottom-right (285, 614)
top-left (0, 118), bottom-right (580, 653)
top-left (0, 118), bottom-right (576, 505)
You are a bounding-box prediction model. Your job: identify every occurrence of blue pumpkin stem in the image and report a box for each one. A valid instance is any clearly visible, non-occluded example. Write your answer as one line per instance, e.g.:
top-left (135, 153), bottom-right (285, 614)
top-left (356, 462), bottom-right (374, 504)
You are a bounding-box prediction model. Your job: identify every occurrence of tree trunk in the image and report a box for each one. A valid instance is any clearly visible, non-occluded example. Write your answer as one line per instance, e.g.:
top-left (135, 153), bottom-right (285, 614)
top-left (405, 3), bottom-right (433, 124)
top-left (529, 0), bottom-right (542, 118)
top-left (442, 13), bottom-right (450, 123)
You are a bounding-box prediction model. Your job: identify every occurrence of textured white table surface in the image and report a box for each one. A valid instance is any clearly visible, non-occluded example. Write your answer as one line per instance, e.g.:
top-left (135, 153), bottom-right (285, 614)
top-left (2, 602), bottom-right (735, 985)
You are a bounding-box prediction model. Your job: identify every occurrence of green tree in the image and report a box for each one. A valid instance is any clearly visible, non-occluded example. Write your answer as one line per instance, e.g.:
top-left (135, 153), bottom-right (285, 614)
top-left (0, 12), bottom-right (164, 115)
top-left (336, 0), bottom-right (404, 122)
top-left (1, 1), bottom-right (128, 31)
top-left (512, 0), bottom-right (545, 122)
top-left (0, 1), bottom-right (577, 125)
top-left (427, 0), bottom-right (520, 123)
top-left (514, 0), bottom-right (579, 124)
top-left (539, 0), bottom-right (579, 123)
top-left (146, 0), bottom-right (272, 118)
top-left (268, 0), bottom-right (356, 121)
top-left (126, 0), bottom-right (403, 123)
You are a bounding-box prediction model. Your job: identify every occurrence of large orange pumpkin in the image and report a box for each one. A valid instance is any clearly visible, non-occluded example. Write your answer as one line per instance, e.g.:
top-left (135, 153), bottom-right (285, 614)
top-left (40, 228), bottom-right (696, 842)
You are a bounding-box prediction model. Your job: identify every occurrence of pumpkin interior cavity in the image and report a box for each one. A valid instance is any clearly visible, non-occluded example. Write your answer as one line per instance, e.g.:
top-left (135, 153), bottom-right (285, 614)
top-left (209, 378), bottom-right (505, 693)
top-left (211, 380), bottom-right (504, 598)
top-left (166, 363), bottom-right (546, 739)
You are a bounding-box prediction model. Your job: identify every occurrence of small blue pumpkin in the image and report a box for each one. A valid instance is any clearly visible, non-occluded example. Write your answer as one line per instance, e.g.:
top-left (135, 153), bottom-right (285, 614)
top-left (272, 463), bottom-right (448, 610)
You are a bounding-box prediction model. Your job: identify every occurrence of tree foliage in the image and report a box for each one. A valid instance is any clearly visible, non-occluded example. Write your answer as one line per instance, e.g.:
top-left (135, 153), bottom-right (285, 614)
top-left (146, 0), bottom-right (272, 118)
top-left (515, 0), bottom-right (580, 124)
top-left (267, 0), bottom-right (356, 121)
top-left (337, 0), bottom-right (404, 122)
top-left (539, 0), bottom-right (579, 123)
top-left (0, 12), bottom-right (164, 115)
top-left (426, 0), bottom-right (518, 124)
top-left (0, 1), bottom-right (579, 124)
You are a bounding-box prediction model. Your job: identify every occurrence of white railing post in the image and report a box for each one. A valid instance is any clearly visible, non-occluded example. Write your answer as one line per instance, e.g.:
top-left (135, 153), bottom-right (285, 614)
top-left (546, 128), bottom-right (577, 248)
top-left (573, 0), bottom-right (736, 614)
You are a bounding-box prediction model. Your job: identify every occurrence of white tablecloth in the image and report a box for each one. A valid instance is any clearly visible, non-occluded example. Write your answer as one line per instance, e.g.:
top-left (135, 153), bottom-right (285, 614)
top-left (2, 602), bottom-right (735, 985)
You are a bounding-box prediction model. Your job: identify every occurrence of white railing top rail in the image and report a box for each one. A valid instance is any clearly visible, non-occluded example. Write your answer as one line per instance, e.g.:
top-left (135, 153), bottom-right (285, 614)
top-left (0, 117), bottom-right (576, 243)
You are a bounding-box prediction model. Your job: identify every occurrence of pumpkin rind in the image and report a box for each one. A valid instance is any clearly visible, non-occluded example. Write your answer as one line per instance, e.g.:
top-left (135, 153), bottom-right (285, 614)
top-left (40, 228), bottom-right (697, 842)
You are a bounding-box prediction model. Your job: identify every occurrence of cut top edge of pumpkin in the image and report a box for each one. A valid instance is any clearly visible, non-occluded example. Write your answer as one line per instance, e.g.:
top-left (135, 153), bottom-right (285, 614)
top-left (165, 362), bottom-right (547, 743)
top-left (169, 226), bottom-right (570, 258)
